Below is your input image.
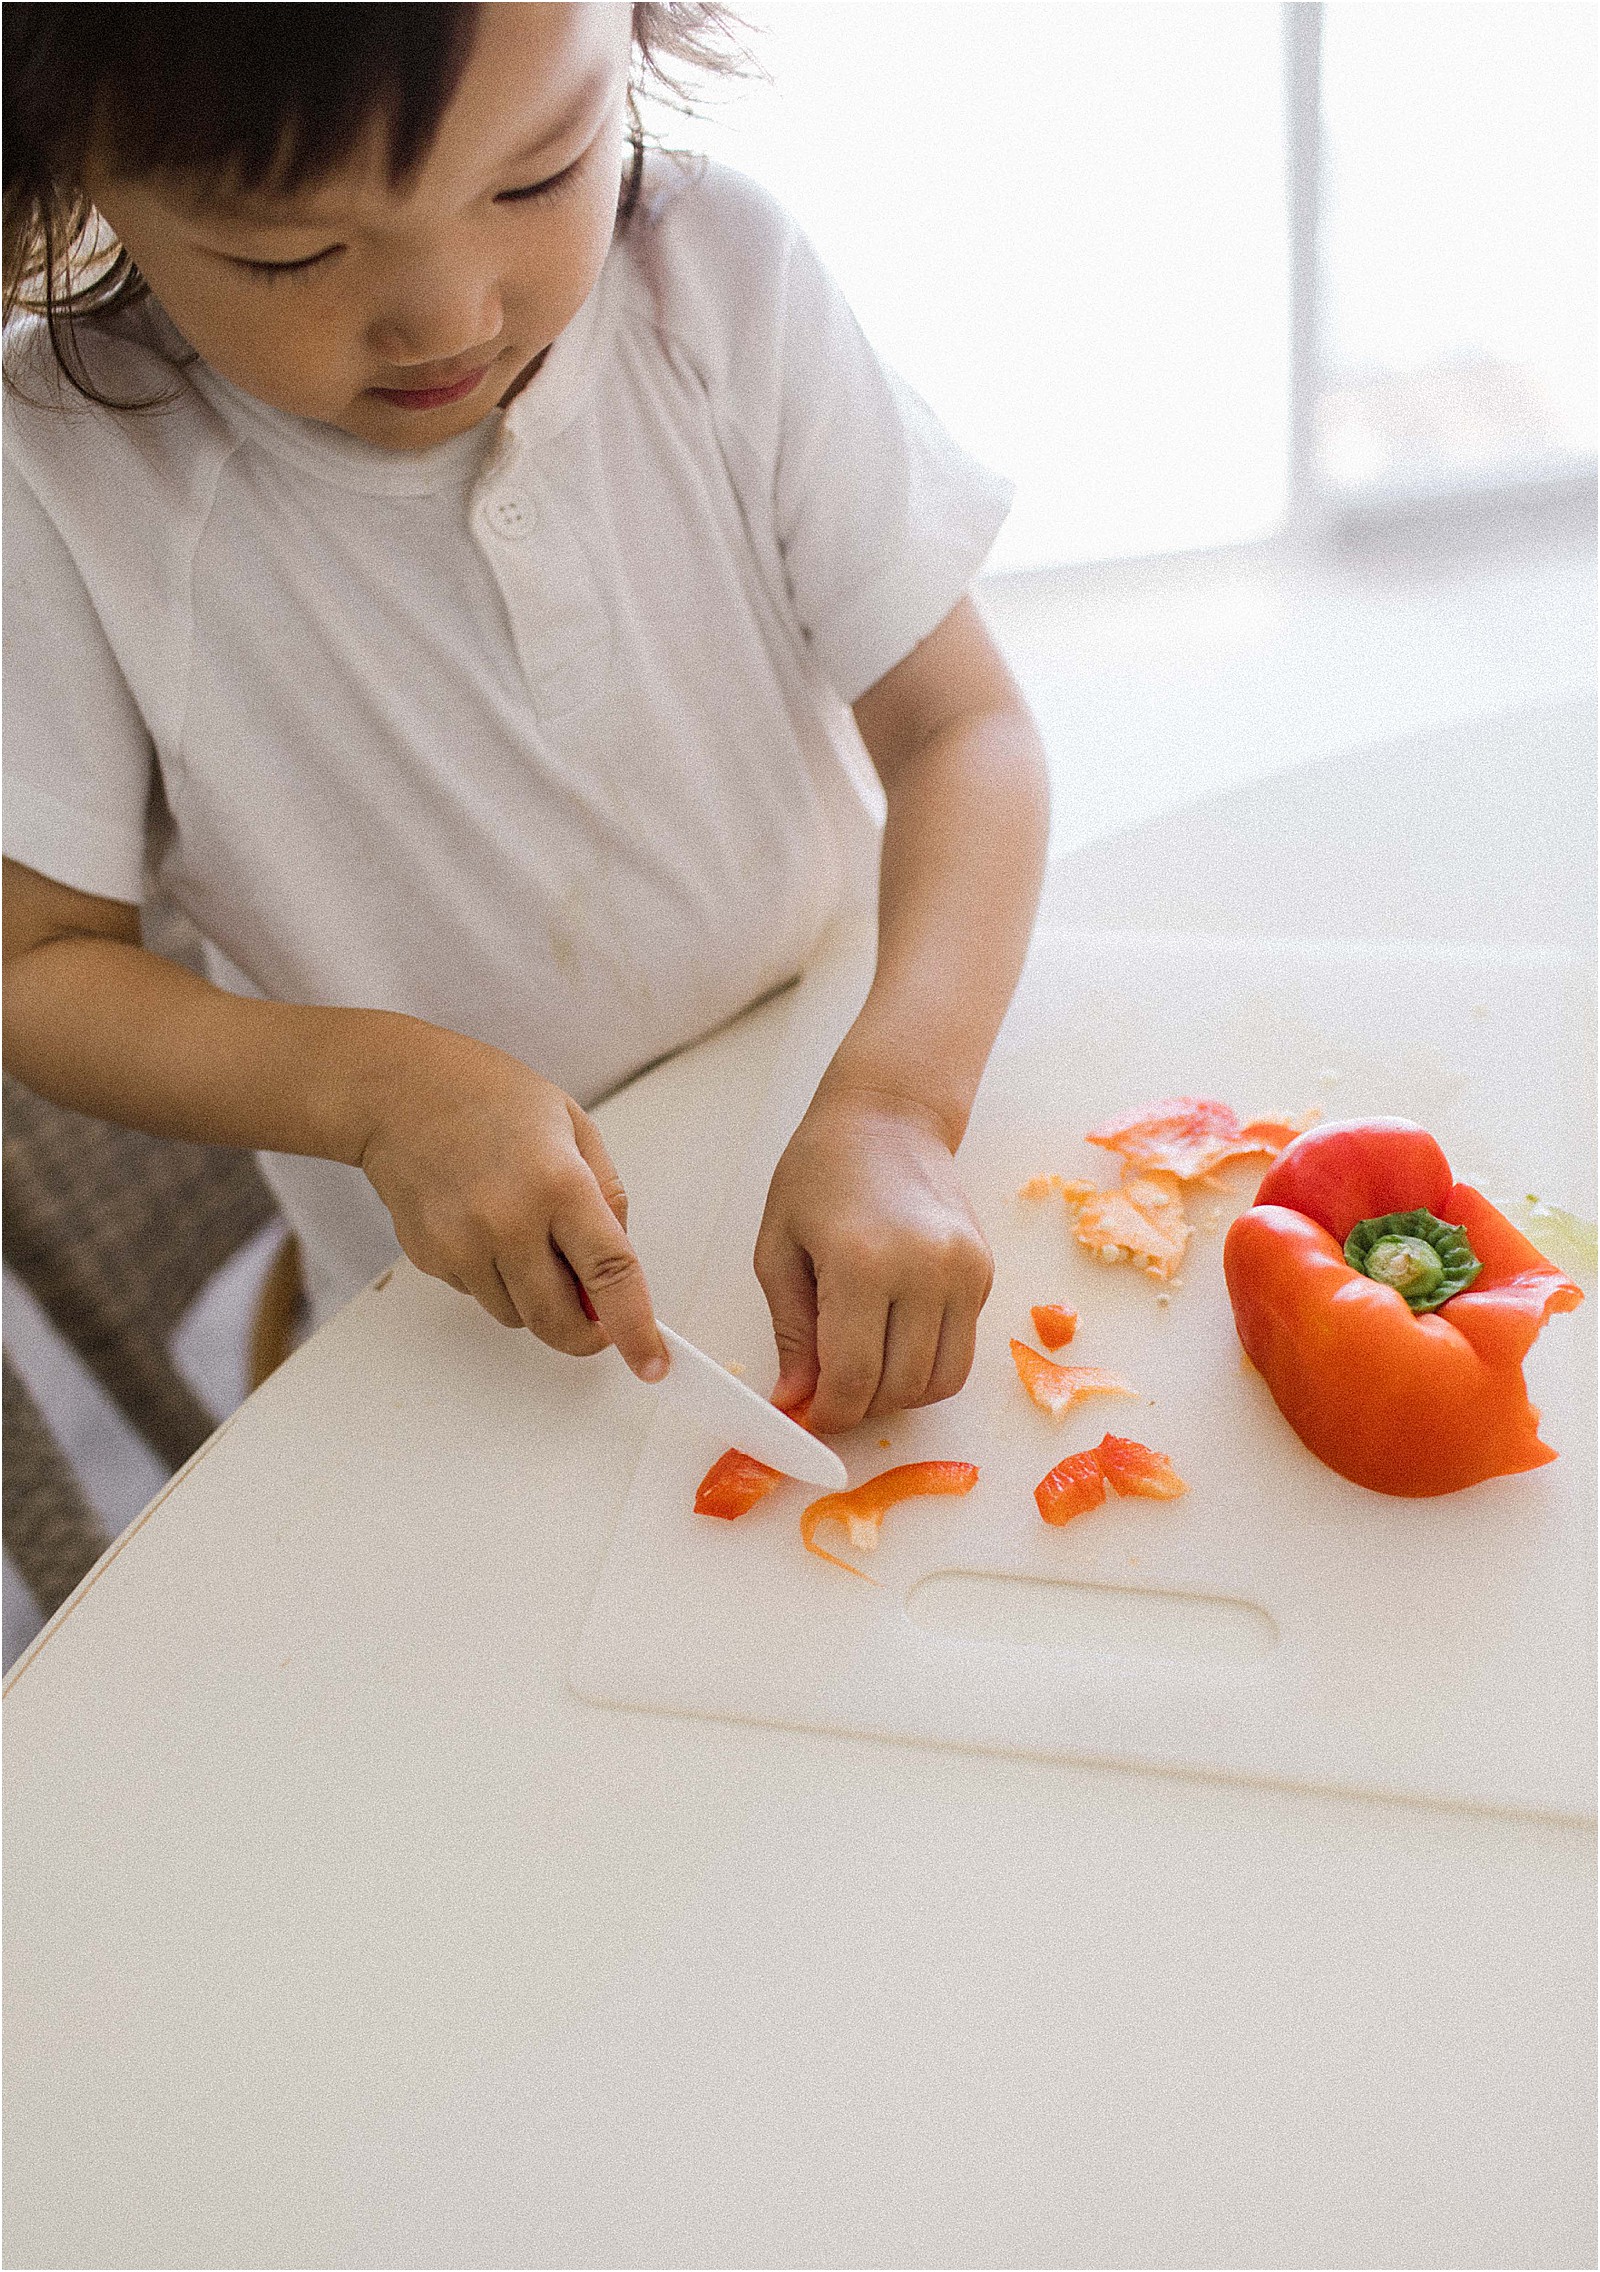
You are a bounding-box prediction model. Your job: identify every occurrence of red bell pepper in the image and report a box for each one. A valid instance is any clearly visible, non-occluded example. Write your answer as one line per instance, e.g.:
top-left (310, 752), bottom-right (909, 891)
top-left (694, 1448), bottom-right (786, 1520)
top-left (1224, 1119), bottom-right (1583, 1496)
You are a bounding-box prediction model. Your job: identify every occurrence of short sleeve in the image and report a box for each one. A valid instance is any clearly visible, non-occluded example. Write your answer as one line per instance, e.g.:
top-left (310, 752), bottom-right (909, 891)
top-left (2, 462), bottom-right (155, 903)
top-left (763, 226), bottom-right (1014, 705)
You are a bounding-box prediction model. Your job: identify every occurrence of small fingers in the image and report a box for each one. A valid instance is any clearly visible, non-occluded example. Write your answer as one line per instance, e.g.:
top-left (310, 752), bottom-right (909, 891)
top-left (469, 1260), bottom-right (526, 1332)
top-left (912, 1237), bottom-right (990, 1407)
top-left (805, 1224), bottom-right (992, 1427)
top-left (549, 1174), bottom-right (665, 1379)
top-left (495, 1244), bottom-right (609, 1354)
top-left (808, 1279), bottom-right (891, 1435)
top-left (568, 1108), bottom-right (629, 1230)
top-left (401, 1238), bottom-right (524, 1330)
top-left (867, 1297), bottom-right (946, 1418)
top-left (919, 1297), bottom-right (983, 1408)
top-left (754, 1226), bottom-right (821, 1414)
top-left (405, 1207), bottom-right (607, 1351)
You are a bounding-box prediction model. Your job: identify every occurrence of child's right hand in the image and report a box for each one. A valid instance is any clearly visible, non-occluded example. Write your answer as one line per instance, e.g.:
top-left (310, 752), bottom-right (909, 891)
top-left (357, 1022), bottom-right (668, 1380)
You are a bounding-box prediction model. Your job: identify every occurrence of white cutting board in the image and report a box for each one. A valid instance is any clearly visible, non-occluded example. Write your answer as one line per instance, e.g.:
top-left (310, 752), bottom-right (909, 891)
top-left (571, 927), bottom-right (1596, 1818)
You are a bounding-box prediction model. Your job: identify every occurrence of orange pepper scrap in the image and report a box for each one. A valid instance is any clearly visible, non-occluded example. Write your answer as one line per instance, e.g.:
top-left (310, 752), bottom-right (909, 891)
top-left (1018, 1174), bottom-right (1099, 1204)
top-left (694, 1448), bottom-right (785, 1519)
top-left (1035, 1434), bottom-right (1189, 1525)
top-left (1095, 1434), bottom-right (1189, 1499)
top-left (693, 1396), bottom-right (815, 1519)
top-left (1029, 1302), bottom-right (1078, 1350)
top-left (1020, 1097), bottom-right (1316, 1288)
top-left (1066, 1170), bottom-right (1191, 1281)
top-left (1086, 1097), bottom-right (1317, 1186)
top-left (1034, 1450), bottom-right (1106, 1525)
top-left (1009, 1338), bottom-right (1137, 1420)
top-left (801, 1461), bottom-right (979, 1582)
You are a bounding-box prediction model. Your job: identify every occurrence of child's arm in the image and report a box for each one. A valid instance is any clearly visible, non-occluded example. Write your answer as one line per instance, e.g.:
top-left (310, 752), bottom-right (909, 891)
top-left (755, 597), bottom-right (1051, 1434)
top-left (2, 861), bottom-right (668, 1377)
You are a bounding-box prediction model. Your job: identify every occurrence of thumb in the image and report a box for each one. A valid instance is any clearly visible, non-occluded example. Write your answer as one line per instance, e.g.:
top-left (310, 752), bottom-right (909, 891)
top-left (755, 1229), bottom-right (820, 1414)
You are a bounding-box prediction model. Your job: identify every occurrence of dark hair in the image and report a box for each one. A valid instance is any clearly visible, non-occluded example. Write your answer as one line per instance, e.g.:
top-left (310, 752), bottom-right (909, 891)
top-left (3, 3), bottom-right (754, 407)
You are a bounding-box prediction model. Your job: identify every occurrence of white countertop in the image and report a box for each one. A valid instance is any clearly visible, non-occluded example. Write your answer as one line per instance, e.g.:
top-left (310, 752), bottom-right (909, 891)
top-left (5, 700), bottom-right (1594, 2271)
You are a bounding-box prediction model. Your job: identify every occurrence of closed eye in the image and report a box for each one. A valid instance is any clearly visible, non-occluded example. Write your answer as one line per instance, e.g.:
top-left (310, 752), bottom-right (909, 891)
top-left (234, 245), bottom-right (341, 281)
top-left (495, 147), bottom-right (590, 206)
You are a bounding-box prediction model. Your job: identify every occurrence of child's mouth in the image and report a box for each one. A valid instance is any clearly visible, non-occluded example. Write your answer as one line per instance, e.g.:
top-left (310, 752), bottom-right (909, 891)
top-left (366, 365), bottom-right (493, 411)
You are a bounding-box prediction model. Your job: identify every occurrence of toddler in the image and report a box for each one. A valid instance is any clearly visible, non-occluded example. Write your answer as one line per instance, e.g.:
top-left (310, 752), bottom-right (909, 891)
top-left (3, 2), bottom-right (1050, 1436)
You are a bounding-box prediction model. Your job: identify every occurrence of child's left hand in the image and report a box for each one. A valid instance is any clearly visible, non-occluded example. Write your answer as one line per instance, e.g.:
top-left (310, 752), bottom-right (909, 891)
top-left (753, 1082), bottom-right (994, 1435)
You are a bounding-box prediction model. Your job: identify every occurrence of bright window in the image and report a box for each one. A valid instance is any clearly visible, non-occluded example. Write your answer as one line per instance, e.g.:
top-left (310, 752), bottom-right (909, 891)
top-left (659, 4), bottom-right (1594, 569)
top-left (673, 3), bottom-right (1291, 571)
top-left (1319, 0), bottom-right (1598, 500)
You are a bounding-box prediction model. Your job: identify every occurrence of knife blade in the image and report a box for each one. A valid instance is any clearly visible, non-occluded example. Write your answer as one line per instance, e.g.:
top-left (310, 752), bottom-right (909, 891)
top-left (650, 1323), bottom-right (848, 1492)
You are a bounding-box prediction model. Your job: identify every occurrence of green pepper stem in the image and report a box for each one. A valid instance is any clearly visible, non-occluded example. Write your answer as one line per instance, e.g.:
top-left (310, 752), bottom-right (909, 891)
top-left (1343, 1208), bottom-right (1482, 1313)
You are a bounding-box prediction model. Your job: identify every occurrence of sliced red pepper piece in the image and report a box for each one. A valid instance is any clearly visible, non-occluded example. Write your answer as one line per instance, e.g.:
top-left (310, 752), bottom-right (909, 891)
top-left (693, 1448), bottom-right (784, 1519)
top-left (1009, 1339), bottom-right (1137, 1420)
top-left (1034, 1436), bottom-right (1187, 1524)
top-left (1094, 1434), bottom-right (1189, 1499)
top-left (1087, 1097), bottom-right (1312, 1184)
top-left (1029, 1302), bottom-right (1078, 1350)
top-left (1226, 1119), bottom-right (1583, 1496)
top-left (802, 1461), bottom-right (979, 1581)
top-left (1034, 1450), bottom-right (1107, 1525)
top-left (693, 1395), bottom-right (815, 1518)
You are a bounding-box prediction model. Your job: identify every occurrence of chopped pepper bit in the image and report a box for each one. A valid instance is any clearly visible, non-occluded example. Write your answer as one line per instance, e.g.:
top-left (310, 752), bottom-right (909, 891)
top-left (1034, 1434), bottom-right (1189, 1524)
top-left (1035, 1450), bottom-right (1106, 1525)
top-left (1009, 1339), bottom-right (1137, 1420)
top-left (1068, 1171), bottom-right (1191, 1281)
top-left (1095, 1434), bottom-right (1189, 1499)
top-left (693, 1447), bottom-right (784, 1520)
top-left (1019, 1173), bottom-right (1099, 1204)
top-left (1029, 1302), bottom-right (1078, 1350)
top-left (1087, 1097), bottom-right (1316, 1185)
top-left (1020, 1098), bottom-right (1316, 1291)
top-left (693, 1396), bottom-right (815, 1519)
top-left (802, 1461), bottom-right (979, 1581)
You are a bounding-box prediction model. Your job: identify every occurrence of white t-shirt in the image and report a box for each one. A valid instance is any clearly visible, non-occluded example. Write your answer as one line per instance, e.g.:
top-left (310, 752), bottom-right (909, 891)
top-left (4, 157), bottom-right (1013, 1321)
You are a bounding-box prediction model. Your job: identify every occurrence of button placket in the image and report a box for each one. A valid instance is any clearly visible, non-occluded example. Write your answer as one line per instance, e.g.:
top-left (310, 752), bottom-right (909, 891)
top-left (473, 460), bottom-right (611, 722)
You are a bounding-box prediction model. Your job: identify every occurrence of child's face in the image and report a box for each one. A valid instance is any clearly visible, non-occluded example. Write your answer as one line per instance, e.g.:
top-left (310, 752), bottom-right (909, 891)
top-left (87, 3), bottom-right (633, 449)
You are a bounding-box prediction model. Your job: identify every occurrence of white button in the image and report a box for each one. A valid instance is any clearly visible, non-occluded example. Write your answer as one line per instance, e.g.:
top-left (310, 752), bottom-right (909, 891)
top-left (484, 493), bottom-right (536, 540)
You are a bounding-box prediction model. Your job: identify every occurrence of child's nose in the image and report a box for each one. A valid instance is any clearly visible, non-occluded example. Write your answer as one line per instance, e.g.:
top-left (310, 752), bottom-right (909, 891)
top-left (368, 271), bottom-right (504, 370)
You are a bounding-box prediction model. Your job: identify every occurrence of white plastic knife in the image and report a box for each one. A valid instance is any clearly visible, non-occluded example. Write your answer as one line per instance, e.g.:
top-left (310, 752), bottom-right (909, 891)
top-left (650, 1323), bottom-right (847, 1492)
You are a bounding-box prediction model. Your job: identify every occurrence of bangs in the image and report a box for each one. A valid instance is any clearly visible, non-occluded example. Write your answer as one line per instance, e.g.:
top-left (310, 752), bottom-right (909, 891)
top-left (35, 4), bottom-right (482, 198)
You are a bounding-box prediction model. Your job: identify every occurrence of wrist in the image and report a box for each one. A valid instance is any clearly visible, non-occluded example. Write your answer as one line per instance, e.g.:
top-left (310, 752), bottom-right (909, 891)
top-left (304, 1006), bottom-right (442, 1168)
top-left (811, 1045), bottom-right (972, 1153)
